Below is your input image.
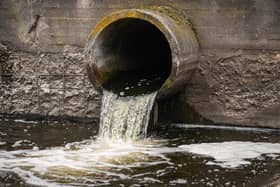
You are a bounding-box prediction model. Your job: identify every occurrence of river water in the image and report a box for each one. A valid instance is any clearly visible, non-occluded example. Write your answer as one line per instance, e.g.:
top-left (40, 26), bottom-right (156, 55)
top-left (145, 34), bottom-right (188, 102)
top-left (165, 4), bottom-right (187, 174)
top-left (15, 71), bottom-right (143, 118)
top-left (0, 119), bottom-right (280, 186)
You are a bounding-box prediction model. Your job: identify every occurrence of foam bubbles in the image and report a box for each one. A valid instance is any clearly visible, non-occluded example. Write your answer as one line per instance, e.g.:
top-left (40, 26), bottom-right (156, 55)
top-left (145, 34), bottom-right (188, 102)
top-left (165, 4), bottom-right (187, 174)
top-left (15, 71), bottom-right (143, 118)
top-left (179, 141), bottom-right (280, 168)
top-left (0, 139), bottom-right (174, 186)
top-left (1, 140), bottom-right (280, 186)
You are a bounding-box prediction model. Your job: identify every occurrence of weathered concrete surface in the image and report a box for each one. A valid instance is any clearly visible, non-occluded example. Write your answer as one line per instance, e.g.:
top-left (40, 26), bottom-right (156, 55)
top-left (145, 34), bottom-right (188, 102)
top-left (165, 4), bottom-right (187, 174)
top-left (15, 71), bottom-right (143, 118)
top-left (159, 50), bottom-right (280, 128)
top-left (0, 0), bottom-right (280, 52)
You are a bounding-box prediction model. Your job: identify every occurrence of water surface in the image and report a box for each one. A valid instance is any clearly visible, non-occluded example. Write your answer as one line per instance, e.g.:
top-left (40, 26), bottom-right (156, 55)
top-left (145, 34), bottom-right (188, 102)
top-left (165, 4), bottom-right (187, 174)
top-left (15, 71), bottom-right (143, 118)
top-left (0, 120), bottom-right (280, 187)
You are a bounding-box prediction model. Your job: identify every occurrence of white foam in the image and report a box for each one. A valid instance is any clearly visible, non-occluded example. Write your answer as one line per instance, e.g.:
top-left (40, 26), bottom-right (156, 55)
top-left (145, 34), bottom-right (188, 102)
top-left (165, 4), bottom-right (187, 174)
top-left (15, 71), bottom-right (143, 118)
top-left (1, 140), bottom-right (280, 186)
top-left (11, 140), bottom-right (36, 147)
top-left (169, 179), bottom-right (187, 184)
top-left (14, 119), bottom-right (38, 124)
top-left (0, 139), bottom-right (176, 186)
top-left (179, 141), bottom-right (280, 168)
top-left (0, 132), bottom-right (7, 136)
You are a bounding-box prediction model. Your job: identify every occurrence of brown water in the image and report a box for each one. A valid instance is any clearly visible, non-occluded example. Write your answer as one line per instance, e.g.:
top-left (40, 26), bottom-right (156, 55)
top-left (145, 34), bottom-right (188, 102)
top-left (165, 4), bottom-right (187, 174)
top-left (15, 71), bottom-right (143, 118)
top-left (0, 119), bottom-right (280, 187)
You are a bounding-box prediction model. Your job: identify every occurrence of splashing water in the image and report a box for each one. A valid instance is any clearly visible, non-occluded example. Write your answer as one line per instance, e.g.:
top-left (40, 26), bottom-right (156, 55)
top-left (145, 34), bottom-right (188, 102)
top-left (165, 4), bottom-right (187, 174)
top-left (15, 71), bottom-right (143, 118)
top-left (98, 90), bottom-right (157, 141)
top-left (0, 82), bottom-right (161, 186)
top-left (0, 139), bottom-right (174, 187)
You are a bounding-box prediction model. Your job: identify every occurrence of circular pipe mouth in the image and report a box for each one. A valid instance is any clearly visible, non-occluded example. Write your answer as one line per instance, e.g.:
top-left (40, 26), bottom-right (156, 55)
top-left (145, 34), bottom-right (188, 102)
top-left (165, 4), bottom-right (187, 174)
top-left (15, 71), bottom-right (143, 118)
top-left (90, 18), bottom-right (172, 96)
top-left (86, 9), bottom-right (199, 98)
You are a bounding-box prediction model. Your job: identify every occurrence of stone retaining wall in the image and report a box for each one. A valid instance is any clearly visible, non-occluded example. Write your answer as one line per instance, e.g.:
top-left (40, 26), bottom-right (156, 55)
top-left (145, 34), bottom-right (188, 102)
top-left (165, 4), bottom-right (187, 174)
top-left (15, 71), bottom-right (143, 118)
top-left (159, 49), bottom-right (280, 128)
top-left (0, 45), bottom-right (100, 121)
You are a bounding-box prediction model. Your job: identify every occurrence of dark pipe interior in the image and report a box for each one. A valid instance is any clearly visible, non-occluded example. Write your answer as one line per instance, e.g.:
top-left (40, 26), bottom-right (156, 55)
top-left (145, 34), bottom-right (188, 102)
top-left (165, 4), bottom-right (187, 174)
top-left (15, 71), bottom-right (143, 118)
top-left (94, 18), bottom-right (172, 96)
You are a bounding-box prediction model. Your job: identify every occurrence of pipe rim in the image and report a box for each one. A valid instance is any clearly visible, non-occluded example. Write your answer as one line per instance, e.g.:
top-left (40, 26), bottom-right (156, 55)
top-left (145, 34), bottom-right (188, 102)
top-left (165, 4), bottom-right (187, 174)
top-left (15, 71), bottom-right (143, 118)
top-left (85, 9), bottom-right (199, 96)
top-left (85, 9), bottom-right (180, 92)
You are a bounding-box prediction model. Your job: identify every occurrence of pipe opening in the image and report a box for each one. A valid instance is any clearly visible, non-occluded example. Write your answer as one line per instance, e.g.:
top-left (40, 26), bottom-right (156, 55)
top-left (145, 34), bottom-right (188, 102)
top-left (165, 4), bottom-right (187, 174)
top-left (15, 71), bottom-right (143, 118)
top-left (92, 18), bottom-right (172, 96)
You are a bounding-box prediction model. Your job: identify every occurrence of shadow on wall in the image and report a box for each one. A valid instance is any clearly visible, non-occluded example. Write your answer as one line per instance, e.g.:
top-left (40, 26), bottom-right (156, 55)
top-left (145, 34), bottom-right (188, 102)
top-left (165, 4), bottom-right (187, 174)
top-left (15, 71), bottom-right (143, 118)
top-left (158, 91), bottom-right (213, 125)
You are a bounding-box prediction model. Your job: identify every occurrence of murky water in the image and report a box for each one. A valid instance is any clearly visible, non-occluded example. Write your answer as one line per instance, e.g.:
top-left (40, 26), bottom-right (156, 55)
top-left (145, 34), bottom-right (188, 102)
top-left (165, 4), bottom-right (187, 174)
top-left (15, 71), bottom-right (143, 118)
top-left (1, 119), bottom-right (280, 186)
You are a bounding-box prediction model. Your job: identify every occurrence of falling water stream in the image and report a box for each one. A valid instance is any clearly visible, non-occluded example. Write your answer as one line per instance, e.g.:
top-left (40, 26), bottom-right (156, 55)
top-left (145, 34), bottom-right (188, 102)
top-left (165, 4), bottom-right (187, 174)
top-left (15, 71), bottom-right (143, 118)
top-left (99, 90), bottom-right (157, 141)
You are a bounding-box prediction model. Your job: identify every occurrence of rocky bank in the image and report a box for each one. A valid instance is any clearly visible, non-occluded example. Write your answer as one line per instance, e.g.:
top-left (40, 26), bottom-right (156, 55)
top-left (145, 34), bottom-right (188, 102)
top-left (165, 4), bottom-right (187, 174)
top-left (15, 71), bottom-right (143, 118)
top-left (159, 49), bottom-right (280, 128)
top-left (0, 44), bottom-right (100, 122)
top-left (1, 43), bottom-right (280, 128)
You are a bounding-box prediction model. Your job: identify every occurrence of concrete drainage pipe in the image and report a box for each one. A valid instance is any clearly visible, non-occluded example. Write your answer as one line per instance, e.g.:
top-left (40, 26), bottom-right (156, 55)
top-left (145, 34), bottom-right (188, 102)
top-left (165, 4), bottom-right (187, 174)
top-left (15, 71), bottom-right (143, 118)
top-left (85, 8), bottom-right (199, 98)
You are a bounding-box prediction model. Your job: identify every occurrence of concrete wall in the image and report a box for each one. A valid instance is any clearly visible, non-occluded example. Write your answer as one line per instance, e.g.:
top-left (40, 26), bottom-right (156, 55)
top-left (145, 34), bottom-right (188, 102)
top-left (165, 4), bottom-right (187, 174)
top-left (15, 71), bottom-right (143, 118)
top-left (1, 0), bottom-right (280, 52)
top-left (1, 0), bottom-right (280, 128)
